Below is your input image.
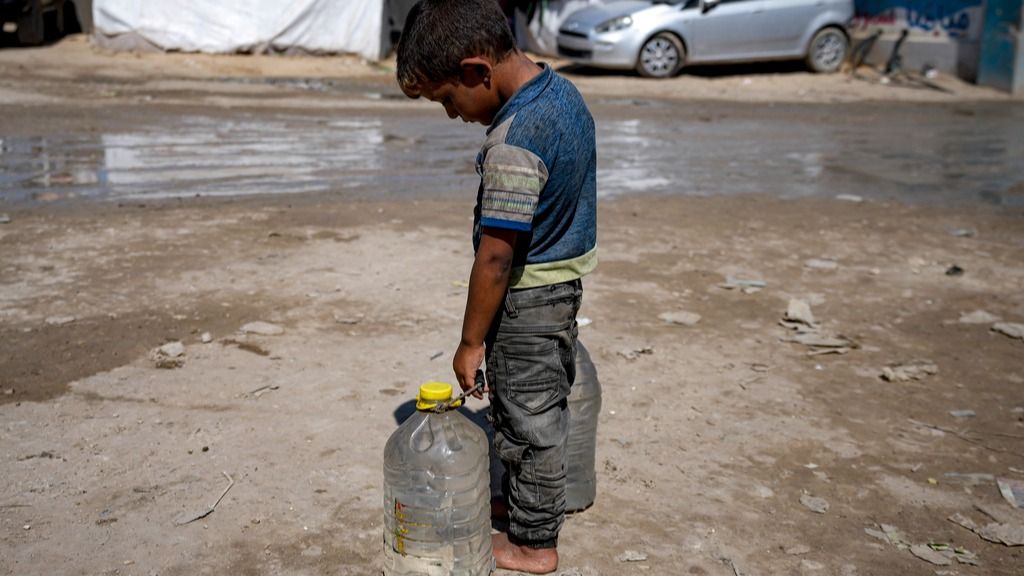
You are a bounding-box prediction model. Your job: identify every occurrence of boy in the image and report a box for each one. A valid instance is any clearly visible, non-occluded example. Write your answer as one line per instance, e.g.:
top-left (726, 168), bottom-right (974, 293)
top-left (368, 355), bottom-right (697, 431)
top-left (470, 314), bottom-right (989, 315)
top-left (396, 0), bottom-right (597, 573)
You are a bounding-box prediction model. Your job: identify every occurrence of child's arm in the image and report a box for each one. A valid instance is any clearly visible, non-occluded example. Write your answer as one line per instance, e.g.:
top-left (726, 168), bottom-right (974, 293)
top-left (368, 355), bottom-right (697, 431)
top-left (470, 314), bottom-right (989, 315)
top-left (454, 227), bottom-right (518, 398)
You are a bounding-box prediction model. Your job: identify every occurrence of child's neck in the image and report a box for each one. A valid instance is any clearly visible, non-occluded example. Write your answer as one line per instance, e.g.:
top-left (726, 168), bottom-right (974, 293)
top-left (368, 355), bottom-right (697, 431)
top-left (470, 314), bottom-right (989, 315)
top-left (495, 52), bottom-right (543, 107)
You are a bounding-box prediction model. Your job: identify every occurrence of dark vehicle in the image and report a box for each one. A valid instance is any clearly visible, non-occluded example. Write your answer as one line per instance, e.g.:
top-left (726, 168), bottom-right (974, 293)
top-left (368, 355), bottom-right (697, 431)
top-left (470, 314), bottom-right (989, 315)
top-left (1, 0), bottom-right (71, 46)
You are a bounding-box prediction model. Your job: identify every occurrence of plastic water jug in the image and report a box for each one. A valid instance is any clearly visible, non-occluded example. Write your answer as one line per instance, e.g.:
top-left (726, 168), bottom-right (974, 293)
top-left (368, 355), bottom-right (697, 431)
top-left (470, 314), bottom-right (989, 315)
top-left (566, 340), bottom-right (601, 512)
top-left (383, 382), bottom-right (493, 575)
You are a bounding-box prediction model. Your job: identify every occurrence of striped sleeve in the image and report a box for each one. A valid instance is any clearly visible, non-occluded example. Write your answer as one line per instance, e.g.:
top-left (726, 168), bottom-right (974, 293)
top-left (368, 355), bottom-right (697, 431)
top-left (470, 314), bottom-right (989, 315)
top-left (479, 143), bottom-right (548, 232)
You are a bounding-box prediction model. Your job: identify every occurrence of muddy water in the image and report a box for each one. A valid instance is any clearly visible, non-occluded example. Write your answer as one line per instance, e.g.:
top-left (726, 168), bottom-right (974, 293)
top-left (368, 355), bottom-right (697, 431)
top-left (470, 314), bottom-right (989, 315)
top-left (1, 100), bottom-right (1022, 206)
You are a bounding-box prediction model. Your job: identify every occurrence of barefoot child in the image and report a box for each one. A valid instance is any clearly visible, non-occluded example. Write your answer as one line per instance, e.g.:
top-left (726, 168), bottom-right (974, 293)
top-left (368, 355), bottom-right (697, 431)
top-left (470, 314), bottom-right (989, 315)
top-left (396, 1), bottom-right (597, 572)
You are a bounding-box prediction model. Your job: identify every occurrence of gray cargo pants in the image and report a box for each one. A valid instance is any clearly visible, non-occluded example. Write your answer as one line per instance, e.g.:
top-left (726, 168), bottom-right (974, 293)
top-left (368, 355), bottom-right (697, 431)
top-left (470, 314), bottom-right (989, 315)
top-left (485, 279), bottom-right (582, 549)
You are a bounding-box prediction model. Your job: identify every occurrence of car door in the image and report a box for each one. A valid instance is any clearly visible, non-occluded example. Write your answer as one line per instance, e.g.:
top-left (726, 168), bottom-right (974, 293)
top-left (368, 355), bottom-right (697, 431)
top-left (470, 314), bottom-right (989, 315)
top-left (688, 0), bottom-right (767, 63)
top-left (756, 0), bottom-right (822, 56)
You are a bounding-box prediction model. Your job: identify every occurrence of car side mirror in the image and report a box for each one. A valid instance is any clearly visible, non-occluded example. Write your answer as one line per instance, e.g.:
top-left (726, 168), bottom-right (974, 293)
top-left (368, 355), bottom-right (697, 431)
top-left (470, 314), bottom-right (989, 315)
top-left (701, 0), bottom-right (719, 13)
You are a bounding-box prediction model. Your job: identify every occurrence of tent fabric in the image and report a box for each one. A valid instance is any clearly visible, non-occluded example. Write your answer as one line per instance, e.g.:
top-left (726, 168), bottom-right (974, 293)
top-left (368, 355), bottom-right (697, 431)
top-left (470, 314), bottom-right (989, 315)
top-left (93, 0), bottom-right (386, 60)
top-left (514, 0), bottom-right (606, 57)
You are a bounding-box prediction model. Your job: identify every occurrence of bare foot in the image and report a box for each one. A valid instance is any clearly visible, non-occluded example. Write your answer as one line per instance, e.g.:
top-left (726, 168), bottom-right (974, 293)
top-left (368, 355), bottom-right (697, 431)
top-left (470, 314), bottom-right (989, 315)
top-left (492, 532), bottom-right (558, 574)
top-left (491, 496), bottom-right (509, 521)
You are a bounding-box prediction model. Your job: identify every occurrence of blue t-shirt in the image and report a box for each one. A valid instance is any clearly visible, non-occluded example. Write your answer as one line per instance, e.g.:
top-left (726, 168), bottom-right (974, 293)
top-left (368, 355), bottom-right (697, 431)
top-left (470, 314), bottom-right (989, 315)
top-left (473, 64), bottom-right (597, 289)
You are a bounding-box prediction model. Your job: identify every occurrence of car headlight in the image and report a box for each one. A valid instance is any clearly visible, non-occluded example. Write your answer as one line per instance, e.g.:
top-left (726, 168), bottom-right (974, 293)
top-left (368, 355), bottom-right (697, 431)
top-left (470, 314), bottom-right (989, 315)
top-left (595, 15), bottom-right (632, 34)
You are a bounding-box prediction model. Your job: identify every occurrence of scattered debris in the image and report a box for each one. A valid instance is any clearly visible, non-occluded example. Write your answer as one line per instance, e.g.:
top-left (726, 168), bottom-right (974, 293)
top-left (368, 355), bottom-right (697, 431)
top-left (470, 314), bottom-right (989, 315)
top-left (577, 317), bottom-right (593, 327)
top-left (617, 347), bottom-right (654, 361)
top-left (949, 505), bottom-right (1024, 546)
top-left (239, 321), bottom-right (284, 336)
top-left (246, 384), bottom-right (280, 399)
top-left (720, 276), bottom-right (766, 293)
top-left (429, 351), bottom-right (443, 361)
top-left (333, 313), bottom-right (363, 325)
top-left (784, 544), bottom-right (811, 555)
top-left (864, 523), bottom-right (911, 549)
top-left (805, 258), bottom-right (839, 270)
top-left (786, 332), bottom-right (852, 349)
top-left (784, 299), bottom-right (815, 327)
top-left (658, 310), bottom-right (702, 326)
top-left (151, 341), bottom-right (186, 369)
top-left (997, 478), bottom-right (1024, 509)
top-left (175, 471), bottom-right (235, 526)
top-left (910, 544), bottom-right (951, 566)
top-left (800, 559), bottom-right (825, 571)
top-left (945, 265), bottom-right (964, 276)
top-left (17, 451), bottom-right (60, 461)
top-left (943, 473), bottom-right (994, 486)
top-left (835, 194), bottom-right (863, 203)
top-left (800, 494), bottom-right (829, 514)
top-left (451, 280), bottom-right (469, 288)
top-left (958, 310), bottom-right (1000, 324)
top-left (221, 338), bottom-right (270, 357)
top-left (615, 550), bottom-right (647, 562)
top-left (44, 315), bottom-right (76, 327)
top-left (881, 360), bottom-right (938, 382)
top-left (200, 332), bottom-right (213, 344)
top-left (949, 228), bottom-right (976, 238)
top-left (949, 409), bottom-right (976, 418)
top-left (992, 322), bottom-right (1024, 341)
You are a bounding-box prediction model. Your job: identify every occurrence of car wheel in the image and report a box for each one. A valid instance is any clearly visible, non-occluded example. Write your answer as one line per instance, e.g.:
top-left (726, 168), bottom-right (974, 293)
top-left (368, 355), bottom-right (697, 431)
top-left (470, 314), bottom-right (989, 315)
top-left (806, 27), bottom-right (848, 74)
top-left (636, 33), bottom-right (684, 79)
top-left (17, 0), bottom-right (45, 46)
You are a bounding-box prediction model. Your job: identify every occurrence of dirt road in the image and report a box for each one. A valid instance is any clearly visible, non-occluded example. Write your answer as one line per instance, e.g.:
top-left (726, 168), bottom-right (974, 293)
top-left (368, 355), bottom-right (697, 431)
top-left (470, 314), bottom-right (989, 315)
top-left (2, 37), bottom-right (1024, 576)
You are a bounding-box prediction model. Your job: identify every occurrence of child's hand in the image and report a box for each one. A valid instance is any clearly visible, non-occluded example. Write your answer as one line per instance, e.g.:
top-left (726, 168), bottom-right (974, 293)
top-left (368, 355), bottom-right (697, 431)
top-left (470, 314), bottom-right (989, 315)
top-left (453, 341), bottom-right (486, 399)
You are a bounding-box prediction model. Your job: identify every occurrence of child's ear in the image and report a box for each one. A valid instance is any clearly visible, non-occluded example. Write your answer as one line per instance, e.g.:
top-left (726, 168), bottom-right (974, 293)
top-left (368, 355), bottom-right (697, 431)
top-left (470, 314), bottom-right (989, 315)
top-left (459, 57), bottom-right (493, 88)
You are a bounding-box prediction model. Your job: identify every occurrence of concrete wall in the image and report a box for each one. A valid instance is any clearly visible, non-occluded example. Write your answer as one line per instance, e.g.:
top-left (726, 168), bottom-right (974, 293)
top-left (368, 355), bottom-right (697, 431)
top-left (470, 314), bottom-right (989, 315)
top-left (851, 0), bottom-right (987, 80)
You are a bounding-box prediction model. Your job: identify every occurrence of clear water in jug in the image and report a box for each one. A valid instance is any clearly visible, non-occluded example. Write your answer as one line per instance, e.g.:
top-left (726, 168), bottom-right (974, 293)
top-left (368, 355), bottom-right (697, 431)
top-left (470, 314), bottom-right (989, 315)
top-left (566, 340), bottom-right (601, 512)
top-left (383, 382), bottom-right (493, 575)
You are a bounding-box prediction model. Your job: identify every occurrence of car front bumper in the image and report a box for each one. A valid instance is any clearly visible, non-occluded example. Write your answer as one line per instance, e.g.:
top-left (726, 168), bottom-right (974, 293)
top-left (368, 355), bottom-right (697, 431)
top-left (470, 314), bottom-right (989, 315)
top-left (556, 29), bottom-right (643, 70)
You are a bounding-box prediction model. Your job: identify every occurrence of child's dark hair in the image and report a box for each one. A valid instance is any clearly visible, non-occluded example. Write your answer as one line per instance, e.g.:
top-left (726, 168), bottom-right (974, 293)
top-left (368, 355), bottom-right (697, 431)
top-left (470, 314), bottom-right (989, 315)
top-left (396, 0), bottom-right (515, 96)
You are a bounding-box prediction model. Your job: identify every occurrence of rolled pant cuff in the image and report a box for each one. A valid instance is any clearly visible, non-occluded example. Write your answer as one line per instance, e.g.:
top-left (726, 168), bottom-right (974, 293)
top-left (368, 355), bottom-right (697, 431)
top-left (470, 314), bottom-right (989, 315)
top-left (509, 532), bottom-right (558, 550)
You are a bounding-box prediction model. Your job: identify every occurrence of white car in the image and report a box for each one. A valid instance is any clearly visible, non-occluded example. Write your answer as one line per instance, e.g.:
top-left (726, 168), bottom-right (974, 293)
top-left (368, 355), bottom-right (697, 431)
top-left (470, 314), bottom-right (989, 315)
top-left (557, 0), bottom-right (854, 78)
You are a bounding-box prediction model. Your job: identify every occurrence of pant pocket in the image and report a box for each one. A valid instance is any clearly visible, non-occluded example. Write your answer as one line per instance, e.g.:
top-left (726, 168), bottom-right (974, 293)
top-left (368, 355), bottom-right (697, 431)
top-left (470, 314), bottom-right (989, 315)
top-left (498, 339), bottom-right (565, 415)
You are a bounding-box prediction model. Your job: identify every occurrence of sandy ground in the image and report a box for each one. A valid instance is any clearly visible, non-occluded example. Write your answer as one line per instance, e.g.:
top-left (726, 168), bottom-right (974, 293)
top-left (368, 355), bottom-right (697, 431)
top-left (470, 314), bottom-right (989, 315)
top-left (2, 36), bottom-right (1024, 576)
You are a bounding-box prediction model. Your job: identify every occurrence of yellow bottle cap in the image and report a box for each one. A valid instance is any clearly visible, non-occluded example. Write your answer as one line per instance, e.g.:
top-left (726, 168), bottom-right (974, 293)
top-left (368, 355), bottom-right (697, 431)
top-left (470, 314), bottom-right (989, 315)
top-left (416, 382), bottom-right (461, 411)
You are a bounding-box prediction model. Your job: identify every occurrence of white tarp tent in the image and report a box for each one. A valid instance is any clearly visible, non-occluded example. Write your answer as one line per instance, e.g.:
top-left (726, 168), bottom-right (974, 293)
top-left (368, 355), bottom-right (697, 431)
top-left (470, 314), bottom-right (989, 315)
top-left (513, 0), bottom-right (606, 57)
top-left (93, 0), bottom-right (388, 61)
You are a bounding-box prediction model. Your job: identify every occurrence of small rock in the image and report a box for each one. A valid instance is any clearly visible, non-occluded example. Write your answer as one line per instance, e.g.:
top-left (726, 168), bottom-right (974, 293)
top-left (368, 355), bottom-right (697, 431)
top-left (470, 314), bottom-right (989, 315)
top-left (992, 322), bottom-right (1024, 340)
top-left (240, 321), bottom-right (284, 336)
top-left (949, 228), bottom-right (976, 238)
top-left (754, 485), bottom-right (775, 498)
top-left (300, 545), bottom-right (322, 558)
top-left (800, 494), bottom-right (829, 514)
top-left (958, 310), bottom-right (1001, 324)
top-left (0, 213), bottom-right (10, 224)
top-left (835, 194), bottom-right (863, 203)
top-left (151, 341), bottom-right (185, 369)
top-left (948, 409), bottom-right (975, 418)
top-left (800, 559), bottom-right (825, 571)
top-left (22, 524), bottom-right (30, 530)
top-left (44, 315), bottom-right (76, 327)
top-left (881, 360), bottom-right (938, 382)
top-left (158, 341), bottom-right (185, 357)
top-left (658, 311), bottom-right (702, 326)
top-left (720, 277), bottom-right (766, 290)
top-left (200, 332), bottom-right (213, 343)
top-left (785, 299), bottom-right (815, 326)
top-left (945, 265), bottom-right (964, 276)
top-left (909, 544), bottom-right (951, 566)
top-left (616, 550), bottom-right (647, 562)
top-left (332, 313), bottom-right (363, 325)
top-left (785, 544), bottom-right (812, 555)
top-left (805, 259), bottom-right (838, 270)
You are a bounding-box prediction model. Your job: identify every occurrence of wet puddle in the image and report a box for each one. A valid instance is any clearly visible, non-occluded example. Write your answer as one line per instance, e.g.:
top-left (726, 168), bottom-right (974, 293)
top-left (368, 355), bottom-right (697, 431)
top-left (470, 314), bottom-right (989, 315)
top-left (1, 102), bottom-right (1023, 206)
